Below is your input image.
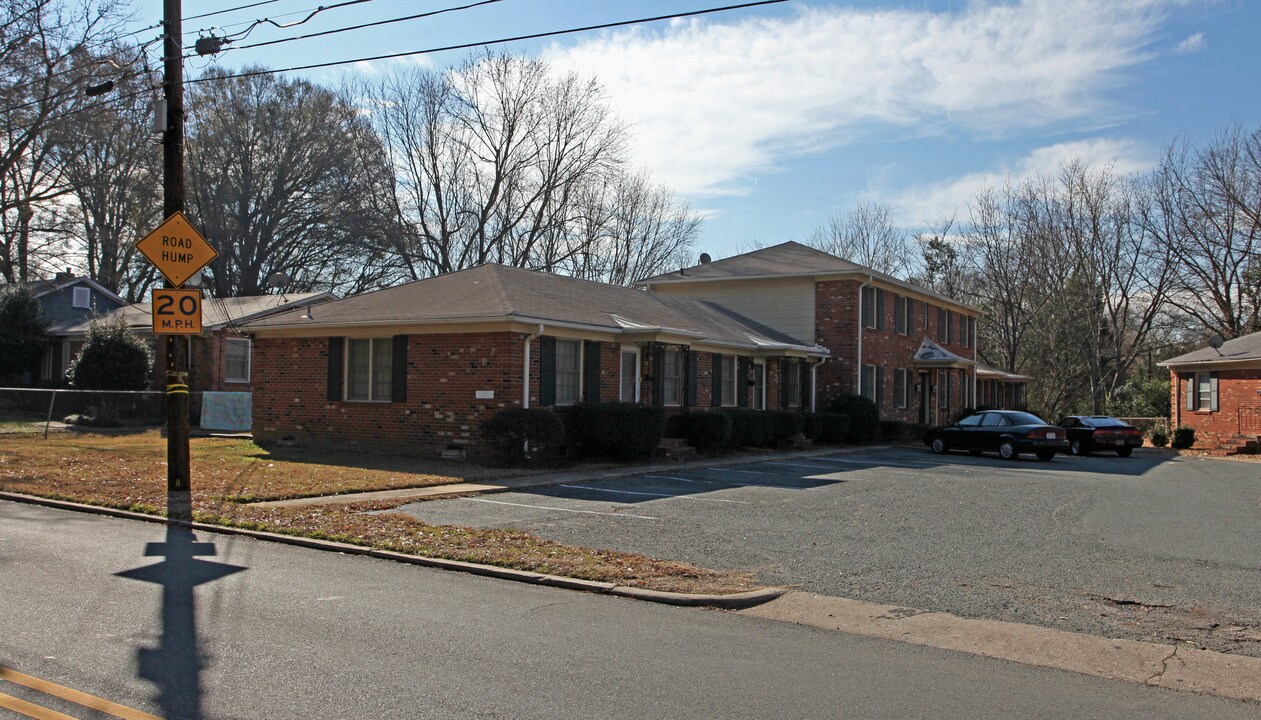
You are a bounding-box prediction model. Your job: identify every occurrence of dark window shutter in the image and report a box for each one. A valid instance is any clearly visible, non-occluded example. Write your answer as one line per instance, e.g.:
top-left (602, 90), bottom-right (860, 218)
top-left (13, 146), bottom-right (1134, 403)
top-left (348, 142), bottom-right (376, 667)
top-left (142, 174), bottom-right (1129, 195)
top-left (539, 336), bottom-right (556, 406)
top-left (738, 356), bottom-right (751, 407)
top-left (801, 360), bottom-right (812, 409)
top-left (327, 337), bottom-right (344, 401)
top-left (391, 335), bottom-right (409, 402)
top-left (584, 341), bottom-right (601, 402)
top-left (876, 366), bottom-right (884, 409)
top-left (908, 299), bottom-right (915, 334)
top-left (876, 289), bottom-right (886, 330)
top-left (711, 354), bottom-right (723, 407)
top-left (780, 359), bottom-right (791, 409)
top-left (686, 350), bottom-right (698, 406)
top-left (1184, 375), bottom-right (1194, 411)
top-left (652, 344), bottom-right (665, 406)
top-left (1210, 371), bottom-right (1219, 412)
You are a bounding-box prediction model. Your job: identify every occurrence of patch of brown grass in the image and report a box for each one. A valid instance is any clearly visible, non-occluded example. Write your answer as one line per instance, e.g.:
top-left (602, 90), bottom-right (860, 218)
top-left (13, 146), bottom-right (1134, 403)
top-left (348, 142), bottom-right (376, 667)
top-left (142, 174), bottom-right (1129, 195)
top-left (0, 431), bottom-right (757, 595)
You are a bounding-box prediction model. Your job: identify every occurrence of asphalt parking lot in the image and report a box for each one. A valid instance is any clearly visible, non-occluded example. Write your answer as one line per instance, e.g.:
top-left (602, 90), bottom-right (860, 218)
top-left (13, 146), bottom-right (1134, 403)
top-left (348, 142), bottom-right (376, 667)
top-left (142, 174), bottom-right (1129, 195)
top-left (395, 447), bottom-right (1261, 657)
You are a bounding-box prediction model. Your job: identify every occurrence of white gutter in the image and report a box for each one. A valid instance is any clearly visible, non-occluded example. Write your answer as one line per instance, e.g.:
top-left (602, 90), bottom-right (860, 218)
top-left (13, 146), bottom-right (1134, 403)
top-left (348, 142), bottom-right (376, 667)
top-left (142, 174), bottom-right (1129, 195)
top-left (523, 323), bottom-right (543, 408)
top-left (856, 276), bottom-right (871, 394)
top-left (810, 355), bottom-right (827, 413)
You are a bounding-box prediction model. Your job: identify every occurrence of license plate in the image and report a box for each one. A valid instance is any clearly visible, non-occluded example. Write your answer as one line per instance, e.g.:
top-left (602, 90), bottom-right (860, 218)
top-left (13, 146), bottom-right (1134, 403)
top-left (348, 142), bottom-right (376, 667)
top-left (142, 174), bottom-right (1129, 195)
top-left (1046, 432), bottom-right (1057, 439)
top-left (1114, 439), bottom-right (1126, 445)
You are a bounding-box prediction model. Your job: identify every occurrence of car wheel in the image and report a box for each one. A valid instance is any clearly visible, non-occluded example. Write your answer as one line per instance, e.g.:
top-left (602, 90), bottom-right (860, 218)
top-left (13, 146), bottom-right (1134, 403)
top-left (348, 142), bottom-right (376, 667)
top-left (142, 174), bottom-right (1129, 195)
top-left (931, 437), bottom-right (948, 454)
top-left (1117, 447), bottom-right (1133, 458)
top-left (1070, 439), bottom-right (1090, 456)
top-left (1035, 449), bottom-right (1056, 461)
top-left (999, 439), bottom-right (1019, 460)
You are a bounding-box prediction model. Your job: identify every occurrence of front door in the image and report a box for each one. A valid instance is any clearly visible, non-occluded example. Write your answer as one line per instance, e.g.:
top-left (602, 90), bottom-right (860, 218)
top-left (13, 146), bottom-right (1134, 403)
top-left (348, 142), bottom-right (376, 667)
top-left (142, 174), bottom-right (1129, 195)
top-left (752, 362), bottom-right (766, 410)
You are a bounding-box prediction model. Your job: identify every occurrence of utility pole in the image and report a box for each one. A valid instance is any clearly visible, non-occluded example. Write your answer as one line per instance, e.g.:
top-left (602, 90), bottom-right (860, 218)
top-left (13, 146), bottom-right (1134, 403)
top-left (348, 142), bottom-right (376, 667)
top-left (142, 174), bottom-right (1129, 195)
top-left (163, 0), bottom-right (191, 518)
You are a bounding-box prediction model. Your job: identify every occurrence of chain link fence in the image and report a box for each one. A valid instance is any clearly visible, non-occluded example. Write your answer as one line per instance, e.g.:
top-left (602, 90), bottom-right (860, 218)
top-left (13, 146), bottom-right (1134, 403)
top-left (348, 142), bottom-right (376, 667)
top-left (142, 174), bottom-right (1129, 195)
top-left (0, 387), bottom-right (205, 436)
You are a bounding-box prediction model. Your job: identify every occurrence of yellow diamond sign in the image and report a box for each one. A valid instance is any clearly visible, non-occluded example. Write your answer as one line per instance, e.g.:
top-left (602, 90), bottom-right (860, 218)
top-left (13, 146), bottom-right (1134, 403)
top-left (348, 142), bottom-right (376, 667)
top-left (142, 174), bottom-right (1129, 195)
top-left (136, 211), bottom-right (217, 287)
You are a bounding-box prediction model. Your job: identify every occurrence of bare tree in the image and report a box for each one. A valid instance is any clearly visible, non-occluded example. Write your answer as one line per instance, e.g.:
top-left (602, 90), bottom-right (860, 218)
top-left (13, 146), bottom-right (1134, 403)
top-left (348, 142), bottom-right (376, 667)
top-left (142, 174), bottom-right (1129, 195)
top-left (186, 68), bottom-right (398, 297)
top-left (0, 0), bottom-right (129, 282)
top-left (806, 201), bottom-right (915, 278)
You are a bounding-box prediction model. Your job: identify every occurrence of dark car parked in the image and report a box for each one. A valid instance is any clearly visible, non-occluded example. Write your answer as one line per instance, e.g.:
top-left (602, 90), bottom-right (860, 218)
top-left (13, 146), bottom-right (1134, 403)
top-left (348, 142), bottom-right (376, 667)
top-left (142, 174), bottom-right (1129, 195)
top-left (924, 410), bottom-right (1069, 461)
top-left (1056, 415), bottom-right (1144, 457)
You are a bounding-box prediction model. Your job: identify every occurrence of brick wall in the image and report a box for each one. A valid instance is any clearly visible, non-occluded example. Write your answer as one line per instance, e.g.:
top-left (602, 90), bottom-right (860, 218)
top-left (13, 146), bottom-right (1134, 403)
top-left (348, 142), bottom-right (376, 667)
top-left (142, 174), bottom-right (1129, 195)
top-left (814, 279), bottom-right (977, 423)
top-left (1169, 368), bottom-right (1261, 448)
top-left (253, 332), bottom-right (525, 456)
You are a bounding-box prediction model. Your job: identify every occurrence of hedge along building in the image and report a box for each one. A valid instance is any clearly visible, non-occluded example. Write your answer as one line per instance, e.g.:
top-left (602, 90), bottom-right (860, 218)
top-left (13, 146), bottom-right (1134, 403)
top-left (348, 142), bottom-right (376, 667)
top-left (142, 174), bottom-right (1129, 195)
top-left (637, 242), bottom-right (999, 424)
top-left (240, 264), bottom-right (829, 456)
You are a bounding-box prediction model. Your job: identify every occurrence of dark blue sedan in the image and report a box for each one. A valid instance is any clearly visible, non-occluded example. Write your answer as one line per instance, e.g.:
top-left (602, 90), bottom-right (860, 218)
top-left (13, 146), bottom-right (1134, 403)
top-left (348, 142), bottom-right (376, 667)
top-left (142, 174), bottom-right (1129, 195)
top-left (924, 410), bottom-right (1069, 461)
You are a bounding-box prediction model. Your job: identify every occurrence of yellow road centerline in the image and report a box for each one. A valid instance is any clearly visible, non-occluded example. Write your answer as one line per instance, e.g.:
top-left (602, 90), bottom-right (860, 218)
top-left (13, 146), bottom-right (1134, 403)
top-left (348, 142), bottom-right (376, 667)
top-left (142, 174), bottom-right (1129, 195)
top-left (0, 666), bottom-right (162, 720)
top-left (0, 690), bottom-right (78, 720)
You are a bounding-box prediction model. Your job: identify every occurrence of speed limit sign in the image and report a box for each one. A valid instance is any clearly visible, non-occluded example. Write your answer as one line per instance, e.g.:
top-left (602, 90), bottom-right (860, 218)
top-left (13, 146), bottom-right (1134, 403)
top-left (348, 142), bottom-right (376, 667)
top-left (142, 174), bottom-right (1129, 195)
top-left (152, 288), bottom-right (203, 335)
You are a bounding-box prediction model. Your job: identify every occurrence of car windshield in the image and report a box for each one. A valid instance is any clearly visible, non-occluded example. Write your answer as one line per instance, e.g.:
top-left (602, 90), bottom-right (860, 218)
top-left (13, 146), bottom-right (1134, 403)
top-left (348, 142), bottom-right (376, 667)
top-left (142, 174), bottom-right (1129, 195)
top-left (1087, 416), bottom-right (1128, 427)
top-left (1005, 412), bottom-right (1047, 426)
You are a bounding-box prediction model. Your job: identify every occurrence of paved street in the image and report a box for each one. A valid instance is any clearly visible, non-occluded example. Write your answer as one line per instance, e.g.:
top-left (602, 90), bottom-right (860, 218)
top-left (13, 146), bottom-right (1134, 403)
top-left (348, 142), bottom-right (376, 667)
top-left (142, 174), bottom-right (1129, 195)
top-left (396, 448), bottom-right (1261, 657)
top-left (4, 500), bottom-right (1259, 719)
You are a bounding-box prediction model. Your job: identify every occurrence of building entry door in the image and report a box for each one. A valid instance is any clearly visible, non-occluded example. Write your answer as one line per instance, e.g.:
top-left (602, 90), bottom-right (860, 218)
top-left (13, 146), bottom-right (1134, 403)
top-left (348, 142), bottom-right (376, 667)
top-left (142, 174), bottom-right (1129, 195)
top-left (918, 372), bottom-right (930, 424)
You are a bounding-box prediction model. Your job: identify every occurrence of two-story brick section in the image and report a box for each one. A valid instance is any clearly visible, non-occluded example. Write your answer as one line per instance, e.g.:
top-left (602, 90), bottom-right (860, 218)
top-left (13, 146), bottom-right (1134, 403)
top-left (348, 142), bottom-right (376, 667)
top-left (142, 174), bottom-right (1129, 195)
top-left (1159, 330), bottom-right (1261, 453)
top-left (637, 242), bottom-right (992, 425)
top-left (241, 264), bottom-right (828, 455)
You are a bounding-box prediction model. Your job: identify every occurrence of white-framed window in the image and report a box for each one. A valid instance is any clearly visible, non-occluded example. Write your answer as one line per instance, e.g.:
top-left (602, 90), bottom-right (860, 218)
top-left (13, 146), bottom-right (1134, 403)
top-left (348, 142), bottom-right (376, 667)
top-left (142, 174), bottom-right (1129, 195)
top-left (894, 368), bottom-right (909, 409)
top-left (720, 355), bottom-right (737, 406)
top-left (619, 345), bottom-right (640, 402)
top-left (861, 286), bottom-right (877, 329)
top-left (785, 361), bottom-right (801, 408)
top-left (346, 338), bottom-right (392, 401)
top-left (555, 339), bottom-right (581, 405)
top-left (72, 286), bottom-right (90, 309)
top-left (662, 349), bottom-right (684, 406)
top-left (1195, 372), bottom-right (1212, 411)
top-left (752, 360), bottom-right (766, 410)
top-left (861, 364), bottom-right (877, 403)
top-left (224, 338), bottom-right (251, 383)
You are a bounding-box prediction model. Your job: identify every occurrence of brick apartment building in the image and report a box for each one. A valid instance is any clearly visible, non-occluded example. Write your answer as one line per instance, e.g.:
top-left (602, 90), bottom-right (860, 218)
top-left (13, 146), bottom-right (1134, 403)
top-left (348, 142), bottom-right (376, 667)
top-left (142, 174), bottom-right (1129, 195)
top-left (241, 264), bottom-right (827, 455)
top-left (1159, 331), bottom-right (1261, 451)
top-left (638, 242), bottom-right (1005, 426)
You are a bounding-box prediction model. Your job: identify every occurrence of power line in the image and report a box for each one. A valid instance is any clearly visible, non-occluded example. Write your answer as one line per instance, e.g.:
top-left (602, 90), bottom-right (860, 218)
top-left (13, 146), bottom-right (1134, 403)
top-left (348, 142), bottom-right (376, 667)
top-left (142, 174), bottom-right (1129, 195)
top-left (214, 0), bottom-right (502, 55)
top-left (185, 0), bottom-right (284, 22)
top-left (187, 0), bottom-right (790, 84)
top-left (188, 0), bottom-right (377, 49)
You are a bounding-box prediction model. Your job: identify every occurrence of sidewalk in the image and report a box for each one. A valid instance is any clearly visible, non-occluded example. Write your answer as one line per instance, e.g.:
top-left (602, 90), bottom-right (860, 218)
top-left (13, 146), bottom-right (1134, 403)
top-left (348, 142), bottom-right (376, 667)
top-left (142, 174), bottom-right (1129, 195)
top-left (252, 445), bottom-right (890, 508)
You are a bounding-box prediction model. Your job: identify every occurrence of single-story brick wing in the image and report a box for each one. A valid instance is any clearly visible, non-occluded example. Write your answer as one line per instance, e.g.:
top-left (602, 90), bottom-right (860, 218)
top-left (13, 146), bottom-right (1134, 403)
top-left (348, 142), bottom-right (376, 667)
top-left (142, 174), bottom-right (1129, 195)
top-left (241, 264), bottom-right (829, 456)
top-left (1159, 331), bottom-right (1261, 453)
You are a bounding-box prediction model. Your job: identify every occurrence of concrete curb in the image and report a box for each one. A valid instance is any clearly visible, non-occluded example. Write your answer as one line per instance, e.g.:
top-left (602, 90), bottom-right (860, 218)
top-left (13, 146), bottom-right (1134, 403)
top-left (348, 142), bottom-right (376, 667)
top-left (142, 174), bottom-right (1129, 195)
top-left (742, 592), bottom-right (1261, 704)
top-left (254, 445), bottom-right (895, 508)
top-left (0, 491), bottom-right (781, 610)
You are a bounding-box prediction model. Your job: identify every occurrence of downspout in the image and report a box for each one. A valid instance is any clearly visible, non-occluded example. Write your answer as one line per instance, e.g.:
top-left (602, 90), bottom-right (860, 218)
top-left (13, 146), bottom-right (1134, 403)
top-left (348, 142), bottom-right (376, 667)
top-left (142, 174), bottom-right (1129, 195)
top-left (856, 276), bottom-right (872, 394)
top-left (523, 324), bottom-right (544, 408)
top-left (810, 354), bottom-right (827, 413)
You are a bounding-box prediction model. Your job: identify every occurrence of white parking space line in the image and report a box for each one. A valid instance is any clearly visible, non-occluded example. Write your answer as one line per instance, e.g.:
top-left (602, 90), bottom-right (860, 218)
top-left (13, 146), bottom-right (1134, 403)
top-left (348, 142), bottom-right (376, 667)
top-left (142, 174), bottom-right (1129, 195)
top-left (763, 462), bottom-right (846, 470)
top-left (645, 475), bottom-right (765, 489)
top-left (468, 498), bottom-right (659, 520)
top-left (722, 468), bottom-right (774, 475)
top-left (557, 484), bottom-right (749, 504)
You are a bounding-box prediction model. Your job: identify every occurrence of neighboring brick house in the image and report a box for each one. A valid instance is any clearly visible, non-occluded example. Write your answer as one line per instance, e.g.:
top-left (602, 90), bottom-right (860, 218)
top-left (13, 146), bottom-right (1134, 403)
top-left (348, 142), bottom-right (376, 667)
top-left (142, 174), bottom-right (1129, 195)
top-left (976, 361), bottom-right (1030, 411)
top-left (22, 272), bottom-right (128, 385)
top-left (1159, 332), bottom-right (1261, 451)
top-left (637, 242), bottom-right (999, 424)
top-left (59, 292), bottom-right (336, 395)
top-left (239, 264), bottom-right (828, 456)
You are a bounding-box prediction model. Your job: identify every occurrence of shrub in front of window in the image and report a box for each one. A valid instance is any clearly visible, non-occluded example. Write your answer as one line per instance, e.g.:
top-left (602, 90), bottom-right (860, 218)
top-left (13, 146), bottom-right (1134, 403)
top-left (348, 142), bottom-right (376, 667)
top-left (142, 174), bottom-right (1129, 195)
top-left (1170, 425), bottom-right (1196, 450)
top-left (566, 403), bottom-right (665, 461)
top-left (1148, 426), bottom-right (1169, 448)
top-left (480, 408), bottom-right (565, 465)
top-left (801, 413), bottom-right (825, 441)
top-left (817, 413), bottom-right (851, 444)
top-left (67, 316), bottom-right (152, 391)
top-left (828, 395), bottom-right (879, 443)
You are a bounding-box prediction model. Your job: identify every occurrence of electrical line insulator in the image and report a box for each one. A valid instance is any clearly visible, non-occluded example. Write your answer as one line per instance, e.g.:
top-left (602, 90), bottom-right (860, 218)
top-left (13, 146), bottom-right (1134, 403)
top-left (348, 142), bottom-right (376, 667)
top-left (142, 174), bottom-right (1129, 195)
top-left (84, 80), bottom-right (115, 97)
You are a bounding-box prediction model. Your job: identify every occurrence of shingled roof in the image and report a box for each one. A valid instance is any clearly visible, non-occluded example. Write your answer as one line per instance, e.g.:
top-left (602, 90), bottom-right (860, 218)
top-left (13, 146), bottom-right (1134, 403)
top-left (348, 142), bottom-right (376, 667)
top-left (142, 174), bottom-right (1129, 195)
top-left (636, 241), bottom-right (979, 314)
top-left (1159, 331), bottom-right (1261, 367)
top-left (243, 264), bottom-right (825, 353)
top-left (59, 292), bottom-right (336, 335)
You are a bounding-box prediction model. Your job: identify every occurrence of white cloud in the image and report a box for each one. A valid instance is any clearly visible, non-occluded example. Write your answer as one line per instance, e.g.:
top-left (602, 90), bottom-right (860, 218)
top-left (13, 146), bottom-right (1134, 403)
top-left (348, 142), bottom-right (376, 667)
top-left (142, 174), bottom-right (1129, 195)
top-left (544, 0), bottom-right (1181, 197)
top-left (874, 138), bottom-right (1156, 226)
top-left (1175, 32), bottom-right (1207, 54)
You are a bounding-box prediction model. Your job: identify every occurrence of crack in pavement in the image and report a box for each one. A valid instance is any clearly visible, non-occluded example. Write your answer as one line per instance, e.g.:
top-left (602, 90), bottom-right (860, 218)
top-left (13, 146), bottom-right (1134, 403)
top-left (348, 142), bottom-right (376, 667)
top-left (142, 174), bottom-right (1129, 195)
top-left (1146, 646), bottom-right (1179, 683)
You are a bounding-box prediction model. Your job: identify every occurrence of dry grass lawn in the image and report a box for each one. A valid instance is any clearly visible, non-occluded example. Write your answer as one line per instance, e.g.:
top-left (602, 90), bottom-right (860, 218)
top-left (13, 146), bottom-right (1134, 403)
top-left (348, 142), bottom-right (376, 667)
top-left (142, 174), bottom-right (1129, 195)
top-left (0, 430), bottom-right (756, 594)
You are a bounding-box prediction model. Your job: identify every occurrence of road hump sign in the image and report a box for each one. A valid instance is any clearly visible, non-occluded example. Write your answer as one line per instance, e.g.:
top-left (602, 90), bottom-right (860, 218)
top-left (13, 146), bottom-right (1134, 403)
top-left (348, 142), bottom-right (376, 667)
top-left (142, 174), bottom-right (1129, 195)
top-left (137, 212), bottom-right (217, 287)
top-left (152, 288), bottom-right (203, 335)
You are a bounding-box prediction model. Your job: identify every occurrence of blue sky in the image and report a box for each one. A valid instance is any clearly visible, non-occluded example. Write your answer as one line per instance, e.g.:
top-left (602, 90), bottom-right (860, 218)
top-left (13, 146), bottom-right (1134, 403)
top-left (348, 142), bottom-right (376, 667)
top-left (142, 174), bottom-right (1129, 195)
top-left (132, 0), bottom-right (1261, 261)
